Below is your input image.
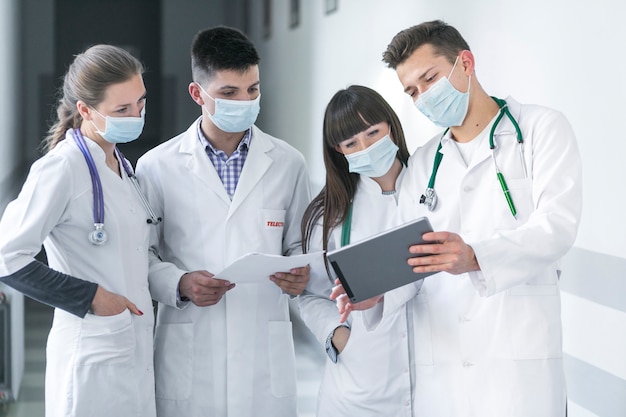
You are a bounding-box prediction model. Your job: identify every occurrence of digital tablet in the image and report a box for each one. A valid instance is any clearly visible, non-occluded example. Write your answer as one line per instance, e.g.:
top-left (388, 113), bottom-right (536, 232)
top-left (327, 216), bottom-right (435, 303)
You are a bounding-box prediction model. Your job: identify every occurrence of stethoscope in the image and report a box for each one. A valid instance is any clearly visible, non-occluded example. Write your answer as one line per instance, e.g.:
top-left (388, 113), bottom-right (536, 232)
top-left (420, 96), bottom-right (525, 218)
top-left (71, 128), bottom-right (161, 246)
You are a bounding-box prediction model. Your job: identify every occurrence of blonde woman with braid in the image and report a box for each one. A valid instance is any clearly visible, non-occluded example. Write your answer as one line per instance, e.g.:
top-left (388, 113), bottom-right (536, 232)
top-left (0, 45), bottom-right (156, 417)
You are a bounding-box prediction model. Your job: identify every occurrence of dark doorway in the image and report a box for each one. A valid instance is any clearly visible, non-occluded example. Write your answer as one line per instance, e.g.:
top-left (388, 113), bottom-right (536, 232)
top-left (53, 0), bottom-right (162, 164)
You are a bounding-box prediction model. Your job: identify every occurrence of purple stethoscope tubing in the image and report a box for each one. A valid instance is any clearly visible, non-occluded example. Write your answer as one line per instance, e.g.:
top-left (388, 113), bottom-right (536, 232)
top-left (71, 128), bottom-right (160, 246)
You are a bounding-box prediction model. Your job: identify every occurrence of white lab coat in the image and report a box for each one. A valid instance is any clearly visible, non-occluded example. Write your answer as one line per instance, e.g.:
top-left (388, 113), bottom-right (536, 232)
top-left (135, 120), bottom-right (311, 417)
top-left (0, 131), bottom-right (155, 417)
top-left (371, 97), bottom-right (582, 417)
top-left (299, 172), bottom-right (419, 416)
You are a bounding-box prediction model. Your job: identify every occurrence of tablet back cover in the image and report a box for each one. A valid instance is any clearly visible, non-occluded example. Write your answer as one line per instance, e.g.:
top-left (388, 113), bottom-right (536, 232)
top-left (327, 216), bottom-right (434, 303)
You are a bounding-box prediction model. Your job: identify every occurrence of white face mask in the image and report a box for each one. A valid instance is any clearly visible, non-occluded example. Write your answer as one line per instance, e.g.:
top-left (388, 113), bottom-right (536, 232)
top-left (197, 83), bottom-right (261, 133)
top-left (414, 55), bottom-right (471, 128)
top-left (344, 135), bottom-right (399, 178)
top-left (91, 106), bottom-right (146, 144)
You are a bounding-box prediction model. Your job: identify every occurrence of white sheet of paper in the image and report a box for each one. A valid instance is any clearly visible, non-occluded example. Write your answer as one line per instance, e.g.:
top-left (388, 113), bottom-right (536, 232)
top-left (214, 251), bottom-right (323, 283)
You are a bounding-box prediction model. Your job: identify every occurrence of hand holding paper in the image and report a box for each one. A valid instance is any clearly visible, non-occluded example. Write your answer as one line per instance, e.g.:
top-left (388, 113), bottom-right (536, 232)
top-left (214, 252), bottom-right (323, 285)
top-left (270, 264), bottom-right (310, 295)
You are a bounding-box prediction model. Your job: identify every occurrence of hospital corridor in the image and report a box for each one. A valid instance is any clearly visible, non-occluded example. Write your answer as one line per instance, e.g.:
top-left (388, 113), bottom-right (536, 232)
top-left (1, 1), bottom-right (625, 417)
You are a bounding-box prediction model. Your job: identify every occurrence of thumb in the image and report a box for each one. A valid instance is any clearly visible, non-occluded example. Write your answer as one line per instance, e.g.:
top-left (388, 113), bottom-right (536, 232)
top-left (126, 299), bottom-right (144, 316)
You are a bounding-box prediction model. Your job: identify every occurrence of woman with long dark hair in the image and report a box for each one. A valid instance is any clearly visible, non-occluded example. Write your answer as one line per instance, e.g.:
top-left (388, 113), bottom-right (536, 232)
top-left (298, 85), bottom-right (417, 416)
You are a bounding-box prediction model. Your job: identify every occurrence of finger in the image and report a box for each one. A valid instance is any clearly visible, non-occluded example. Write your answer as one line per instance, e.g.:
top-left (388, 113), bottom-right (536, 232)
top-left (271, 273), bottom-right (306, 284)
top-left (339, 303), bottom-right (352, 323)
top-left (288, 265), bottom-right (310, 276)
top-left (409, 242), bottom-right (443, 254)
top-left (271, 279), bottom-right (305, 295)
top-left (422, 231), bottom-right (449, 242)
top-left (195, 270), bottom-right (215, 279)
top-left (329, 284), bottom-right (346, 300)
top-left (205, 277), bottom-right (232, 288)
top-left (126, 299), bottom-right (144, 316)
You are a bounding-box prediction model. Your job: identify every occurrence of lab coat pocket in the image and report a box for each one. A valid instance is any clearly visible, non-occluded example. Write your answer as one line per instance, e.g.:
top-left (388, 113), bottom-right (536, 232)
top-left (76, 309), bottom-right (135, 365)
top-left (268, 321), bottom-right (297, 398)
top-left (259, 209), bottom-right (286, 254)
top-left (154, 323), bottom-right (193, 400)
top-left (73, 310), bottom-right (139, 416)
top-left (505, 272), bottom-right (562, 359)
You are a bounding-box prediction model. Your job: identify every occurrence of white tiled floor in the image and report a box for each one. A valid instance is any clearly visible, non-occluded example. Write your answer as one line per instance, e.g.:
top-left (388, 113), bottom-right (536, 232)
top-left (1, 298), bottom-right (325, 417)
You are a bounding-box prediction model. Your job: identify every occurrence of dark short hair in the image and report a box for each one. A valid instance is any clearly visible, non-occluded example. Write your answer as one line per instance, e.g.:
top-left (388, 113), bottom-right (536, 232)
top-left (191, 26), bottom-right (260, 85)
top-left (383, 20), bottom-right (470, 69)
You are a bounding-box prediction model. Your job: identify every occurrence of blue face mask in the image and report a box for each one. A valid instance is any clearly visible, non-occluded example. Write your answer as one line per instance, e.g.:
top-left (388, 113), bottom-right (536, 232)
top-left (198, 84), bottom-right (261, 133)
top-left (91, 106), bottom-right (146, 144)
top-left (414, 56), bottom-right (471, 128)
top-left (344, 134), bottom-right (399, 178)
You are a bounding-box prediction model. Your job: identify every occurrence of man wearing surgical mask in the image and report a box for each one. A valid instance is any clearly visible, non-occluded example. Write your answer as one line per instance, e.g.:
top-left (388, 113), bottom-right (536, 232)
top-left (135, 26), bottom-right (311, 417)
top-left (332, 20), bottom-right (582, 417)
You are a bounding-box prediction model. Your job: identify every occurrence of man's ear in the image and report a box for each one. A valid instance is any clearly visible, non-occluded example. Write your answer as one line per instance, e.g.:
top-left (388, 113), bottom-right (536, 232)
top-left (459, 50), bottom-right (475, 76)
top-left (188, 82), bottom-right (204, 106)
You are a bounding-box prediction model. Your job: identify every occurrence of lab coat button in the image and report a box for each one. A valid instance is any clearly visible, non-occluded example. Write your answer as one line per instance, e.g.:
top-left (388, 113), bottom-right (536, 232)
top-left (463, 360), bottom-right (474, 367)
top-left (458, 315), bottom-right (470, 322)
top-left (405, 401), bottom-right (410, 407)
top-left (463, 185), bottom-right (473, 192)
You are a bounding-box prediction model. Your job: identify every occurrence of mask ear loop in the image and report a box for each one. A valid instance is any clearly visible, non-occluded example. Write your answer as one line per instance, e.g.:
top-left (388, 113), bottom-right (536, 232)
top-left (450, 52), bottom-right (472, 95)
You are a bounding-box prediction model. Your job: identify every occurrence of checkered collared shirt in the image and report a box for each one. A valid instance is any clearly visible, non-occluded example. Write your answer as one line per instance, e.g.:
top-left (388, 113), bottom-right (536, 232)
top-left (197, 119), bottom-right (251, 199)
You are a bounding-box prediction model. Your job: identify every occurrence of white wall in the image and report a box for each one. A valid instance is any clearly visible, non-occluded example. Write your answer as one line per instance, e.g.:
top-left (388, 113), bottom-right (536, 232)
top-left (247, 1), bottom-right (626, 415)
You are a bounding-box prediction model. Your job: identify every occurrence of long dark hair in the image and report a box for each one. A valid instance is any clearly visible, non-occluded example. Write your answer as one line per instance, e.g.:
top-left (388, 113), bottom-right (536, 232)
top-left (301, 85), bottom-right (410, 266)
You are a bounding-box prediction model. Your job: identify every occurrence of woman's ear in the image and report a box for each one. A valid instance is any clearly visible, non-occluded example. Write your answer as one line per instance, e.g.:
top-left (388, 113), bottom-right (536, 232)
top-left (76, 101), bottom-right (92, 121)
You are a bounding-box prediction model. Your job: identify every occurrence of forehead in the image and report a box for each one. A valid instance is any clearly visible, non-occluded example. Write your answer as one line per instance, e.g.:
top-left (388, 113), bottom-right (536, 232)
top-left (396, 44), bottom-right (449, 82)
top-left (101, 73), bottom-right (145, 104)
top-left (208, 65), bottom-right (260, 89)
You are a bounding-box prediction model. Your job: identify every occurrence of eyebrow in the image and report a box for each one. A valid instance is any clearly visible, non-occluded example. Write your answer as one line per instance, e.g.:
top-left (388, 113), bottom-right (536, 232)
top-left (115, 91), bottom-right (147, 108)
top-left (217, 81), bottom-right (260, 91)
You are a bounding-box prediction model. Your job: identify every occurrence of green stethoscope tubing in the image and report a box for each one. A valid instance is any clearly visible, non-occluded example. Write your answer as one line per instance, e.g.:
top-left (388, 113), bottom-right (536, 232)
top-left (340, 202), bottom-right (353, 247)
top-left (423, 96), bottom-right (524, 218)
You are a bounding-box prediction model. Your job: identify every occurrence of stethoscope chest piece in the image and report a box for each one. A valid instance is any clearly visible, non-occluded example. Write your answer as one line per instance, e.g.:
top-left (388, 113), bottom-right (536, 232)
top-left (420, 187), bottom-right (438, 211)
top-left (88, 223), bottom-right (108, 246)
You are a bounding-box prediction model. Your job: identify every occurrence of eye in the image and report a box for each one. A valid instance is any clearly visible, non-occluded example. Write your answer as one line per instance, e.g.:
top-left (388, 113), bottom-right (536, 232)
top-left (116, 106), bottom-right (128, 114)
top-left (367, 128), bottom-right (380, 137)
top-left (340, 140), bottom-right (357, 149)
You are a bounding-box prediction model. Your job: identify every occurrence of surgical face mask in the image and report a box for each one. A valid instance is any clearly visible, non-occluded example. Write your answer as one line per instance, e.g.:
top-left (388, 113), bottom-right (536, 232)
top-left (198, 83), bottom-right (261, 133)
top-left (344, 135), bottom-right (399, 178)
top-left (91, 105), bottom-right (146, 144)
top-left (414, 56), bottom-right (471, 128)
